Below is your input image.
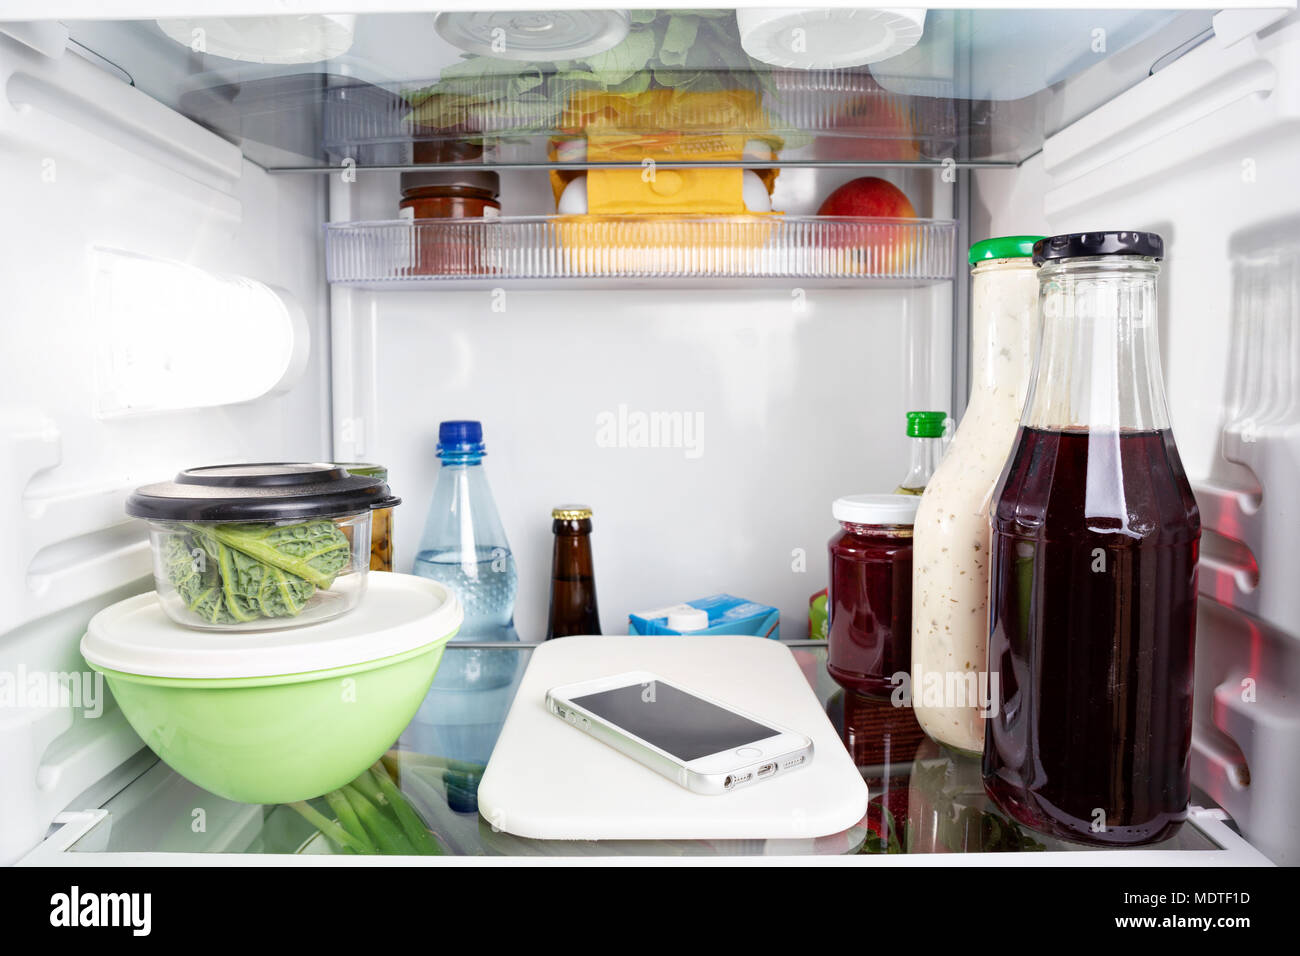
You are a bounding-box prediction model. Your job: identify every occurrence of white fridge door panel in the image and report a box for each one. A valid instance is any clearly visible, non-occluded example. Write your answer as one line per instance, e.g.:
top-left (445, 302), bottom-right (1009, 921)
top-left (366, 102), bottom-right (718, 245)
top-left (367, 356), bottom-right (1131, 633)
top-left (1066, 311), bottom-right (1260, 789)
top-left (0, 34), bottom-right (327, 863)
top-left (973, 12), bottom-right (1300, 864)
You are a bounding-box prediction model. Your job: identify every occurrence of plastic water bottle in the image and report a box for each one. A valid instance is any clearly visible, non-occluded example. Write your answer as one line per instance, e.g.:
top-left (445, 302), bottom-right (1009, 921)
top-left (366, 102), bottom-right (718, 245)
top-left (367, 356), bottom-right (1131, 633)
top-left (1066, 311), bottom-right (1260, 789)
top-left (407, 421), bottom-right (521, 796)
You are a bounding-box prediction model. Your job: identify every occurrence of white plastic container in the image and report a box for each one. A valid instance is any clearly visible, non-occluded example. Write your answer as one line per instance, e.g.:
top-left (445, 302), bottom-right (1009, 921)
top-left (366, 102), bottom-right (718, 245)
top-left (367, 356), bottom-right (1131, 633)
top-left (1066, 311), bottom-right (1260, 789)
top-left (911, 237), bottom-right (1041, 753)
top-left (737, 7), bottom-right (926, 70)
top-left (156, 14), bottom-right (356, 64)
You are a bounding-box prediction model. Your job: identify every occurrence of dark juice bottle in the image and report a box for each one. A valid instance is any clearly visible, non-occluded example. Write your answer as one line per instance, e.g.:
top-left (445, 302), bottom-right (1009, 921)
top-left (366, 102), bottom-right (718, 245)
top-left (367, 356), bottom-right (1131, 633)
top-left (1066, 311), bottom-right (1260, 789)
top-left (546, 505), bottom-right (601, 639)
top-left (983, 233), bottom-right (1201, 846)
top-left (986, 427), bottom-right (1199, 843)
top-left (827, 495), bottom-right (919, 699)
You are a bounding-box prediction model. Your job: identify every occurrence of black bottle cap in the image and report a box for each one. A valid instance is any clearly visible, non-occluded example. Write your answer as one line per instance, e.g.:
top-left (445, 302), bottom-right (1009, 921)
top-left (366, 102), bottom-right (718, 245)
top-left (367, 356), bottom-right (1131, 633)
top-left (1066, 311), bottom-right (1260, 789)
top-left (1032, 231), bottom-right (1163, 264)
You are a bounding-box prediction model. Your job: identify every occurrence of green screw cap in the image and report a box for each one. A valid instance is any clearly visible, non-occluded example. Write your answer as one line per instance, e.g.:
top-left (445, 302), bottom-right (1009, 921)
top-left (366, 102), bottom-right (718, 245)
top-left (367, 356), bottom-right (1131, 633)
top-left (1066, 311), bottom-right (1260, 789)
top-left (906, 411), bottom-right (947, 438)
top-left (969, 235), bottom-right (1046, 265)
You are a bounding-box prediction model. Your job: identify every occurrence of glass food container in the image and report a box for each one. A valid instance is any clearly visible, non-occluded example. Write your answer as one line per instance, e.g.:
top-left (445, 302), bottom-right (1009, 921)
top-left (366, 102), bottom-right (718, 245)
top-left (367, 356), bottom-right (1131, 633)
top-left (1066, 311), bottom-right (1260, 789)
top-left (983, 232), bottom-right (1201, 846)
top-left (911, 235), bottom-right (1043, 754)
top-left (826, 494), bottom-right (920, 699)
top-left (127, 463), bottom-right (400, 631)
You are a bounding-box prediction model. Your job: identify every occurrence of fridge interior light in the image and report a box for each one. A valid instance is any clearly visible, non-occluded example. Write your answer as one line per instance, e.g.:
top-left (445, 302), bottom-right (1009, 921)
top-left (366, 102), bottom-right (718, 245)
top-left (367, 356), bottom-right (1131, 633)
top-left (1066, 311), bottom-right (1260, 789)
top-left (92, 250), bottom-right (307, 417)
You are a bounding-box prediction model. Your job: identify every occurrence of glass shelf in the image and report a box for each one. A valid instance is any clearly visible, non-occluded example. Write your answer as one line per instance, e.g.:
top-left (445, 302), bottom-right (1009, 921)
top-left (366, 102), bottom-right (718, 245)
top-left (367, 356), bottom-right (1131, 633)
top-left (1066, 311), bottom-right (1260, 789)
top-left (62, 10), bottom-right (1192, 171)
top-left (169, 66), bottom-right (1029, 171)
top-left (67, 644), bottom-right (1226, 859)
top-left (325, 215), bottom-right (957, 286)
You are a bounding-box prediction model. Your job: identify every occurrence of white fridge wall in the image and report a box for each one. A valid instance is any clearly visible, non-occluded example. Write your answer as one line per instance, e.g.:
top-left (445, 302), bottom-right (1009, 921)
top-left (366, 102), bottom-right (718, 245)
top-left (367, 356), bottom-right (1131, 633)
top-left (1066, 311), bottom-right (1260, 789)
top-left (973, 11), bottom-right (1300, 864)
top-left (0, 34), bottom-right (328, 863)
top-left (365, 283), bottom-right (948, 639)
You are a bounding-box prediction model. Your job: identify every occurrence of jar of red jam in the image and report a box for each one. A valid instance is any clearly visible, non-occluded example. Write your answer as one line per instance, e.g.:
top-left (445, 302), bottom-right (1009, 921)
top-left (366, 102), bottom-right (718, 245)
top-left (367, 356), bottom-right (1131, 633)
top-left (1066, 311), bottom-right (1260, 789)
top-left (827, 494), bottom-right (919, 699)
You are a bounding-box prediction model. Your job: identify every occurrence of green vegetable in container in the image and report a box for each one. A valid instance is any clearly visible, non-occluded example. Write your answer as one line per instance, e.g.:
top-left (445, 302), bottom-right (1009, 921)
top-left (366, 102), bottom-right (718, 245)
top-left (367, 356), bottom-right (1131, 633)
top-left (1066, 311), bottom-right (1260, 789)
top-left (163, 519), bottom-right (350, 625)
top-left (200, 521), bottom-right (351, 589)
top-left (404, 10), bottom-right (785, 134)
top-left (163, 535), bottom-right (231, 625)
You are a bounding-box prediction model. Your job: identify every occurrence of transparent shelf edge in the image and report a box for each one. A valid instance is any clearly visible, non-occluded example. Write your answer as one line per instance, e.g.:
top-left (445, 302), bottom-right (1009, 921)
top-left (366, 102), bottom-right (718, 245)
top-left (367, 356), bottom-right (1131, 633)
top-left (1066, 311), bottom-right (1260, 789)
top-left (325, 215), bottom-right (957, 285)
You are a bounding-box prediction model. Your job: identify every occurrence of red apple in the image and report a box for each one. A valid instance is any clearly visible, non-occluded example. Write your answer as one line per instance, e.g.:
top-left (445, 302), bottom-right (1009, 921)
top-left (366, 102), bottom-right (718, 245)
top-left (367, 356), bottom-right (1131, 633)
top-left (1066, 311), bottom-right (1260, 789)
top-left (817, 177), bottom-right (918, 269)
top-left (817, 176), bottom-right (916, 218)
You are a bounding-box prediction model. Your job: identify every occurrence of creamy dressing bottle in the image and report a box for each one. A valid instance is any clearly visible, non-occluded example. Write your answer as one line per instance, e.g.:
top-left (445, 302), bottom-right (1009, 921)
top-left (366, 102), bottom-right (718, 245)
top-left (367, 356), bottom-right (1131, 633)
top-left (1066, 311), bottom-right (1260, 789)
top-left (911, 237), bottom-right (1042, 753)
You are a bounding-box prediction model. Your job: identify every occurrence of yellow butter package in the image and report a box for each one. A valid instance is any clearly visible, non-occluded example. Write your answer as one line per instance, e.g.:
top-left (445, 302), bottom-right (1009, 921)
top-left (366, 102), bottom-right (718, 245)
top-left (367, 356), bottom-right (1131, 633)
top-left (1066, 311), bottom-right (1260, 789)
top-left (549, 88), bottom-right (782, 214)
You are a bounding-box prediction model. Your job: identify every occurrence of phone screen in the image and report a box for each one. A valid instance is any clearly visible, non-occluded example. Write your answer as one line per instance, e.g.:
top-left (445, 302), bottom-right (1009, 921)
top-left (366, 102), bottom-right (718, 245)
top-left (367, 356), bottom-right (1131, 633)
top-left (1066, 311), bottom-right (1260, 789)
top-left (570, 679), bottom-right (780, 762)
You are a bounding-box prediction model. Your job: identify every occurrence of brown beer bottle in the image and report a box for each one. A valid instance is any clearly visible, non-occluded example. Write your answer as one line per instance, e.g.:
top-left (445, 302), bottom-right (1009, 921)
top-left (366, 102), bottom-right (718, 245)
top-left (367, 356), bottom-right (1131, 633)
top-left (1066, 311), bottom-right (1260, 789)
top-left (546, 505), bottom-right (602, 639)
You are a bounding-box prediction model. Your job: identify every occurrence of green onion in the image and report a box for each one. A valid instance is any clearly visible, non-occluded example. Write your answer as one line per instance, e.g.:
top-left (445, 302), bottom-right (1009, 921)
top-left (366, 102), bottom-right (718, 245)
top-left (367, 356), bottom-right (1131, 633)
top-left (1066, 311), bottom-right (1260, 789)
top-left (287, 801), bottom-right (371, 855)
top-left (369, 763), bottom-right (443, 855)
top-left (341, 785), bottom-right (415, 855)
top-left (348, 766), bottom-right (389, 808)
top-left (323, 788), bottom-right (376, 855)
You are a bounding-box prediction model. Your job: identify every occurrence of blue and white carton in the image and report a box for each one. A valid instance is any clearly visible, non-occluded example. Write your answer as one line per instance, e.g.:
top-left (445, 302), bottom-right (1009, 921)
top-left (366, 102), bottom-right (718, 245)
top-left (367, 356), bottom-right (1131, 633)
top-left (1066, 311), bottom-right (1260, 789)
top-left (628, 594), bottom-right (780, 639)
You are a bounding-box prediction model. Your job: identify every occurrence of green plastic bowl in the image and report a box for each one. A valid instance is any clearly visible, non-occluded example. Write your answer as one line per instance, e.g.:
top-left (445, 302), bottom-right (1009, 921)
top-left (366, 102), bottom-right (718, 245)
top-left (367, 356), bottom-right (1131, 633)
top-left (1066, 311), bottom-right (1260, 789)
top-left (91, 639), bottom-right (451, 805)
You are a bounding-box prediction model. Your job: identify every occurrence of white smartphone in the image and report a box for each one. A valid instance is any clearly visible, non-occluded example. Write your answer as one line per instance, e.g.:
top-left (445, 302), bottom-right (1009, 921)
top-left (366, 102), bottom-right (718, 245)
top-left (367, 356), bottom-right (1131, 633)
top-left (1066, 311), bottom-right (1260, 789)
top-left (546, 670), bottom-right (814, 795)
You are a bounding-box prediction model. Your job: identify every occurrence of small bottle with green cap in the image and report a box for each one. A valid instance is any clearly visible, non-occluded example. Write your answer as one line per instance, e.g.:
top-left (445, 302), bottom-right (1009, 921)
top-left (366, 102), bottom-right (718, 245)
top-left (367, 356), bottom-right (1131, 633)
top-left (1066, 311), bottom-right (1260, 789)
top-left (895, 410), bottom-right (948, 495)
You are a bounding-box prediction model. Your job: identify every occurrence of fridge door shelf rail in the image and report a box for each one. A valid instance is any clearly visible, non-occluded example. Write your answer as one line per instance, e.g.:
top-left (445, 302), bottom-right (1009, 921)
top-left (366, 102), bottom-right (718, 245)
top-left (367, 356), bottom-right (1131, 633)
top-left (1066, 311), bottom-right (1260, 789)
top-left (325, 215), bottom-right (957, 287)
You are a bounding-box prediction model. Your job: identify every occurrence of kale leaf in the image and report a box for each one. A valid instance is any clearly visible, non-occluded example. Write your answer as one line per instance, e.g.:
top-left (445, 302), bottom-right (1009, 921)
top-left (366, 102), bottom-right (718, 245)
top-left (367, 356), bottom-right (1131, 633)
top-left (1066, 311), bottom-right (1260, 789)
top-left (162, 519), bottom-right (350, 625)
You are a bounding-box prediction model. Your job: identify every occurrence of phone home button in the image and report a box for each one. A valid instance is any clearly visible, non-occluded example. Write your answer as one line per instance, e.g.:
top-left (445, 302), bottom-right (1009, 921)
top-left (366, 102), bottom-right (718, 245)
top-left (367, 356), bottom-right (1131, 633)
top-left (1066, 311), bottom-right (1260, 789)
top-left (735, 747), bottom-right (762, 758)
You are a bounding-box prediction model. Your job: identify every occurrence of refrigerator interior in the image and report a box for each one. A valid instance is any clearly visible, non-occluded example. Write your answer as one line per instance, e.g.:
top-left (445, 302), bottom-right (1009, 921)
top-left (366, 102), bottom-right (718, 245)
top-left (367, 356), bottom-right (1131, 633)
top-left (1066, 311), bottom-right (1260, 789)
top-left (0, 5), bottom-right (1297, 864)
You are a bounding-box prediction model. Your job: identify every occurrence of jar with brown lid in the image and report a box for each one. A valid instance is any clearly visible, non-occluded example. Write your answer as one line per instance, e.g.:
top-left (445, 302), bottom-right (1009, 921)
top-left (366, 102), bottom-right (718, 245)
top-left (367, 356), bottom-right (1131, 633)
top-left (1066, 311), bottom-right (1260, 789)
top-left (399, 169), bottom-right (500, 221)
top-left (400, 170), bottom-right (501, 276)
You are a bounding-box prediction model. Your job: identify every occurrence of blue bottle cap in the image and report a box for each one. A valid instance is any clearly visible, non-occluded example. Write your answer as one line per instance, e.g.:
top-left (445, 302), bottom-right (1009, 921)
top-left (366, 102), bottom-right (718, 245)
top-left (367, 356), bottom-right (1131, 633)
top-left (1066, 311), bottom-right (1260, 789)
top-left (438, 420), bottom-right (485, 457)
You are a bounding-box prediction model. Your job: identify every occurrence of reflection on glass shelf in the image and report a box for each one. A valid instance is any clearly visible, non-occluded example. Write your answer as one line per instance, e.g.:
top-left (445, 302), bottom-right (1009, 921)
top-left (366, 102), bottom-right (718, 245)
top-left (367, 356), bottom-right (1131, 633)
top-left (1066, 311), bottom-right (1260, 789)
top-left (325, 215), bottom-right (957, 286)
top-left (72, 644), bottom-right (1218, 857)
top-left (824, 690), bottom-right (1219, 855)
top-left (174, 68), bottom-right (1033, 170)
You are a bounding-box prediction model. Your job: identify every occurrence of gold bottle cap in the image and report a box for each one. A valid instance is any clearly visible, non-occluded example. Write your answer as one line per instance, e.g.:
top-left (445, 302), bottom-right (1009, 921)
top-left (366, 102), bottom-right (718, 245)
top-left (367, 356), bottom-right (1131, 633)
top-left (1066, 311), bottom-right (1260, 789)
top-left (552, 505), bottom-right (593, 520)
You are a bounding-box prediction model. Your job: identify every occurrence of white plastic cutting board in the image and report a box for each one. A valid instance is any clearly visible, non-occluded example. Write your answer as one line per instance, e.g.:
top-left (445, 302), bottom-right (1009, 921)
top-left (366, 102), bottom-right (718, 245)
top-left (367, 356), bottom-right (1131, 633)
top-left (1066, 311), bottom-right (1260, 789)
top-left (478, 636), bottom-right (869, 841)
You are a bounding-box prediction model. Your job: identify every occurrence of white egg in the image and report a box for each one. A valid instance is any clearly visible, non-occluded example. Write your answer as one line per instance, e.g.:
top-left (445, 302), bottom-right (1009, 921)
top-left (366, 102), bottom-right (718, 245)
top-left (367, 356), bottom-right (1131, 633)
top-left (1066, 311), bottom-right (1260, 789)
top-left (741, 170), bottom-right (772, 212)
top-left (555, 139), bottom-right (587, 163)
top-left (743, 139), bottom-right (774, 161)
top-left (557, 175), bottom-right (588, 215)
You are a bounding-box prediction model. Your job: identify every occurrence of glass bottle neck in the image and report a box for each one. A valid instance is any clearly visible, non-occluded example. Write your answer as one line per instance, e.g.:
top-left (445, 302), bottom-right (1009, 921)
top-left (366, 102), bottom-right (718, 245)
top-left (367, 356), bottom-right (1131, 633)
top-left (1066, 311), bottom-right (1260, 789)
top-left (970, 259), bottom-right (1040, 394)
top-left (897, 435), bottom-right (944, 494)
top-left (1022, 257), bottom-right (1171, 432)
top-left (552, 517), bottom-right (593, 536)
top-left (418, 450), bottom-right (510, 561)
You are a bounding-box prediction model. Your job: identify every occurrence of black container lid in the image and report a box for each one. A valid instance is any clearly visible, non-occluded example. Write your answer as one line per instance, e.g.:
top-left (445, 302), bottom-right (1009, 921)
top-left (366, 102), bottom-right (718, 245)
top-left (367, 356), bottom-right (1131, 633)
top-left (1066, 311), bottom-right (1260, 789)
top-left (126, 463), bottom-right (400, 522)
top-left (1033, 231), bottom-right (1163, 264)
